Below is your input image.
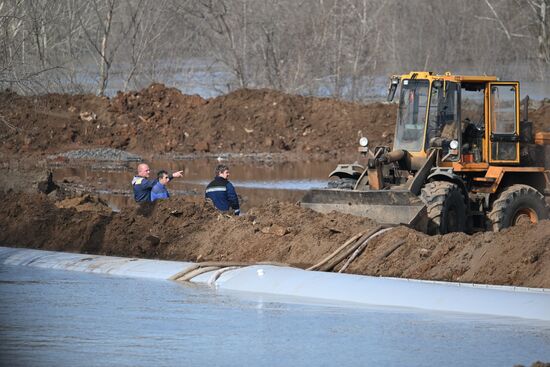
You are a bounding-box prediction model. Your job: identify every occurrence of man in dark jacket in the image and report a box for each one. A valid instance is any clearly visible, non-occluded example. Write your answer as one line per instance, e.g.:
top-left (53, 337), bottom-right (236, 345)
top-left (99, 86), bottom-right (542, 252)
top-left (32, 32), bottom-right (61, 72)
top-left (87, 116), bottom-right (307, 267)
top-left (131, 163), bottom-right (183, 202)
top-left (205, 164), bottom-right (240, 215)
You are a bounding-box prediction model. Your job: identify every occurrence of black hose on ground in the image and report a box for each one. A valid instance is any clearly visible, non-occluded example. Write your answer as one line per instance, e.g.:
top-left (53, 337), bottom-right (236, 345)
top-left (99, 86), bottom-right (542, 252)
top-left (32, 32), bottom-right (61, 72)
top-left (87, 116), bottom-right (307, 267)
top-left (338, 227), bottom-right (394, 273)
top-left (306, 231), bottom-right (365, 271)
top-left (307, 226), bottom-right (384, 272)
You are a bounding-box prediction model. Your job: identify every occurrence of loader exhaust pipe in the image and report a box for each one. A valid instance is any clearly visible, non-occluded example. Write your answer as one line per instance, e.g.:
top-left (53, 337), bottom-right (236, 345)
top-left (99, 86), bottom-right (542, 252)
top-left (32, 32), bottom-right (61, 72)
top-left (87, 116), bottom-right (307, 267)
top-left (367, 149), bottom-right (407, 190)
top-left (380, 149), bottom-right (406, 164)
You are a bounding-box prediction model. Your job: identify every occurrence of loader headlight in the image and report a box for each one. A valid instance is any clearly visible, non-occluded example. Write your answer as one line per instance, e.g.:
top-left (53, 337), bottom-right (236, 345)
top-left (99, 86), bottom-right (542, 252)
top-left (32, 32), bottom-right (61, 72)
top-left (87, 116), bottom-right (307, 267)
top-left (450, 140), bottom-right (459, 150)
top-left (359, 137), bottom-right (369, 147)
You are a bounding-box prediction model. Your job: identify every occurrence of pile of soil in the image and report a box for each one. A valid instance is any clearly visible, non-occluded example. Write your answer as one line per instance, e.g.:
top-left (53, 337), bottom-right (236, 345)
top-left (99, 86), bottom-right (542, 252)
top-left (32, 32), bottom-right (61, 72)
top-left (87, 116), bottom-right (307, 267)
top-left (1, 192), bottom-right (548, 288)
top-left (0, 84), bottom-right (397, 159)
top-left (2, 85), bottom-right (549, 160)
top-left (55, 194), bottom-right (112, 214)
top-left (531, 99), bottom-right (550, 133)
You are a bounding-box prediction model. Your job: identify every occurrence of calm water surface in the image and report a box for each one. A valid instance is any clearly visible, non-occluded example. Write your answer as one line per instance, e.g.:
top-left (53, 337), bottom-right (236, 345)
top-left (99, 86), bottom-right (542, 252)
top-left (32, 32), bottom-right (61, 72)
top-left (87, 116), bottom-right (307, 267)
top-left (1, 264), bottom-right (549, 367)
top-left (50, 158), bottom-right (339, 211)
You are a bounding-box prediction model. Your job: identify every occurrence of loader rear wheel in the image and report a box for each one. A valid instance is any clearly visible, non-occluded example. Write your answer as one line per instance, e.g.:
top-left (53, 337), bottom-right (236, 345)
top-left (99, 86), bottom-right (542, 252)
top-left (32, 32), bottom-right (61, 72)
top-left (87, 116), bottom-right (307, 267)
top-left (488, 184), bottom-right (548, 232)
top-left (420, 181), bottom-right (467, 235)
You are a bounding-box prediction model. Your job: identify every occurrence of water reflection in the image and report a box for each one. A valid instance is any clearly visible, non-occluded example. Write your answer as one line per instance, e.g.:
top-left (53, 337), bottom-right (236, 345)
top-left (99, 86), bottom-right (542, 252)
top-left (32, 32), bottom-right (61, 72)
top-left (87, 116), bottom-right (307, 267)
top-left (50, 158), bottom-right (342, 211)
top-left (184, 179), bottom-right (326, 190)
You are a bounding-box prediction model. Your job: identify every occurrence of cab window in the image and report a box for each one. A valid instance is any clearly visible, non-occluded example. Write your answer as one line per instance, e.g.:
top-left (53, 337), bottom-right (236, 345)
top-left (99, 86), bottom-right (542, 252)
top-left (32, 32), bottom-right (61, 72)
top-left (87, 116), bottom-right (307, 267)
top-left (490, 85), bottom-right (517, 161)
top-left (394, 79), bottom-right (429, 152)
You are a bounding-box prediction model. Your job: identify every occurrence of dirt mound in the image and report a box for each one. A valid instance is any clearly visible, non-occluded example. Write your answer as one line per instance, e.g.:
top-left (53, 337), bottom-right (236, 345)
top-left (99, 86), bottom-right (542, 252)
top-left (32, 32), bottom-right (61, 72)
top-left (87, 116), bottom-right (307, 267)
top-left (110, 83), bottom-right (206, 116)
top-left (0, 191), bottom-right (112, 254)
top-left (1, 192), bottom-right (549, 288)
top-left (55, 194), bottom-right (112, 214)
top-left (193, 89), bottom-right (395, 155)
top-left (345, 223), bottom-right (550, 287)
top-left (0, 85), bottom-right (395, 158)
top-left (109, 84), bottom-right (207, 152)
top-left (2, 85), bottom-right (550, 160)
top-left (531, 99), bottom-right (550, 132)
top-left (0, 90), bottom-right (119, 154)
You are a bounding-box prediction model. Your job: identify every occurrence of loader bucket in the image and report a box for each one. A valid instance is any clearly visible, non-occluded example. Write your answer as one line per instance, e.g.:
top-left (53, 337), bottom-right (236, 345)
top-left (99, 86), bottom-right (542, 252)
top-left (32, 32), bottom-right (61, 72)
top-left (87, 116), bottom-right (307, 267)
top-left (300, 189), bottom-right (427, 231)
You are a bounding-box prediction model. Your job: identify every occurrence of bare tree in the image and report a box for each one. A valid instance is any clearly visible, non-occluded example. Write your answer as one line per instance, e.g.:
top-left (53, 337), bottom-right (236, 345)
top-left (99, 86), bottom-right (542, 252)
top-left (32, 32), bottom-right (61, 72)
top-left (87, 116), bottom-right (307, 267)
top-left (186, 0), bottom-right (251, 88)
top-left (77, 0), bottom-right (117, 96)
top-left (0, 0), bottom-right (63, 92)
top-left (1, 0), bottom-right (549, 98)
top-left (479, 0), bottom-right (549, 79)
top-left (345, 0), bottom-right (384, 100)
top-left (78, 0), bottom-right (138, 95)
top-left (524, 0), bottom-right (550, 79)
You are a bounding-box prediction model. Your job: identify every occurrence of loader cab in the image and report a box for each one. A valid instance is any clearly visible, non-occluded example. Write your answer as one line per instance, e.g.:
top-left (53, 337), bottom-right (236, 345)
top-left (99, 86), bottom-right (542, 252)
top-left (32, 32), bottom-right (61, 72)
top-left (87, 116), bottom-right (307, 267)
top-left (426, 80), bottom-right (461, 160)
top-left (390, 72), bottom-right (520, 166)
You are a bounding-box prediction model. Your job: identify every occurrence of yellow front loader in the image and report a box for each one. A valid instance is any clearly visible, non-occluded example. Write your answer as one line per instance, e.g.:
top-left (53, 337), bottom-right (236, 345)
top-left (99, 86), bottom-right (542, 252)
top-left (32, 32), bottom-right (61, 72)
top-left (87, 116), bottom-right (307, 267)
top-left (301, 71), bottom-right (550, 234)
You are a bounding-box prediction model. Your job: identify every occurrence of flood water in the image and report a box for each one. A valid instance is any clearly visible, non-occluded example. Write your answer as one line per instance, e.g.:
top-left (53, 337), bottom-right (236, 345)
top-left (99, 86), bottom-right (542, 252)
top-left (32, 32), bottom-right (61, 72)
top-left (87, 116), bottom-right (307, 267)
top-left (1, 264), bottom-right (550, 367)
top-left (50, 157), bottom-right (340, 211)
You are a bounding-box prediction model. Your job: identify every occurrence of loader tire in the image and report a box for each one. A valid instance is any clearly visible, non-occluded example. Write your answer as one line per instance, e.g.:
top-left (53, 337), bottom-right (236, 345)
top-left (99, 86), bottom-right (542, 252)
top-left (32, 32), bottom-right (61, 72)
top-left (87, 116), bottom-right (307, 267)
top-left (488, 184), bottom-right (548, 232)
top-left (420, 181), bottom-right (467, 235)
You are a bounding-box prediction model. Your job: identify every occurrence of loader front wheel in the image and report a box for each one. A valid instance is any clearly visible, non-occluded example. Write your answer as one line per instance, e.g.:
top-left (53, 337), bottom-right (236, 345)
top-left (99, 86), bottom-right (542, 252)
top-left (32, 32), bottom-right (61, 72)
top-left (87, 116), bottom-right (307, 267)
top-left (421, 181), bottom-right (467, 235)
top-left (488, 184), bottom-right (548, 232)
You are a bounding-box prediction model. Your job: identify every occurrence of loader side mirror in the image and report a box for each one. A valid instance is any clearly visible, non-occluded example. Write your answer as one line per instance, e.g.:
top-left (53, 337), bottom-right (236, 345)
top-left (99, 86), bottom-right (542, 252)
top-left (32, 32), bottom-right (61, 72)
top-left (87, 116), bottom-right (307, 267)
top-left (387, 77), bottom-right (400, 102)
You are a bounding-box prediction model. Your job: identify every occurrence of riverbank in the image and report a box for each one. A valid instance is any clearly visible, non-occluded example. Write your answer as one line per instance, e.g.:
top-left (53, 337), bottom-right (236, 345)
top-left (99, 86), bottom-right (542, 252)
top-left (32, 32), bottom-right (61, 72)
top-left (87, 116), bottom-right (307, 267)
top-left (2, 191), bottom-right (549, 288)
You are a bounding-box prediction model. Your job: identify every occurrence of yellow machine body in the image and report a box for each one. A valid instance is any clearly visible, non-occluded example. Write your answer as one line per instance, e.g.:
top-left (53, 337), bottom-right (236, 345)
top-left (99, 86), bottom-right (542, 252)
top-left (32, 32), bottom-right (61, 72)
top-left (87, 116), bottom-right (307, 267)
top-left (301, 71), bottom-right (550, 233)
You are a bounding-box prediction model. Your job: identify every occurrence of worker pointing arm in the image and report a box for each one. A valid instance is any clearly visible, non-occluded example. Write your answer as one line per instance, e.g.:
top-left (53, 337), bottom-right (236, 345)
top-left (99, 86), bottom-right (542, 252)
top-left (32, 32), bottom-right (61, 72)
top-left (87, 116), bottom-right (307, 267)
top-left (132, 163), bottom-right (183, 203)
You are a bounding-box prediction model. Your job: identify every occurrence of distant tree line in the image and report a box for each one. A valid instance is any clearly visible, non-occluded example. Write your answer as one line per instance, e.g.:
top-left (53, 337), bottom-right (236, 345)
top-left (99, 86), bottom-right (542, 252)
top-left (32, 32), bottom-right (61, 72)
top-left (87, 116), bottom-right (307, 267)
top-left (1, 0), bottom-right (548, 100)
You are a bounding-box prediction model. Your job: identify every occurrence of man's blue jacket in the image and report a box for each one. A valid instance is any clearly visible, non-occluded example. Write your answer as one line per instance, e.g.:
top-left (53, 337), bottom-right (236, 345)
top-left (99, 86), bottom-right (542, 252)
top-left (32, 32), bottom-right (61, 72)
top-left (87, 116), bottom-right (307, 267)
top-left (151, 182), bottom-right (170, 201)
top-left (132, 174), bottom-right (174, 202)
top-left (132, 176), bottom-right (156, 202)
top-left (205, 176), bottom-right (240, 213)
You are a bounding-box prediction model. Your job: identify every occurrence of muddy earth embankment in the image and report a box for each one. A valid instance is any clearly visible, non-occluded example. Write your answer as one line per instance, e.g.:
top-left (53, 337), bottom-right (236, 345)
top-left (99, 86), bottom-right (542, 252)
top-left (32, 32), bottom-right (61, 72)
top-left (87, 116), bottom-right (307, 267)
top-left (1, 191), bottom-right (549, 288)
top-left (1, 85), bottom-right (550, 288)
top-left (1, 84), bottom-right (549, 159)
top-left (0, 84), bottom-right (399, 159)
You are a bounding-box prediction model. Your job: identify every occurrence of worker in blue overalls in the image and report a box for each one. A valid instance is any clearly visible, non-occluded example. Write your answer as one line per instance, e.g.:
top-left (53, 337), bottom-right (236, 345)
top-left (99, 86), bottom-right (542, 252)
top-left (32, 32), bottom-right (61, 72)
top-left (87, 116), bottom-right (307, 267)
top-left (205, 164), bottom-right (240, 215)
